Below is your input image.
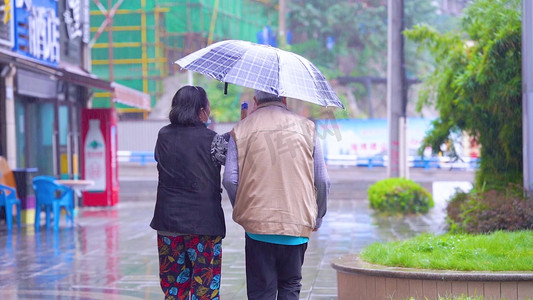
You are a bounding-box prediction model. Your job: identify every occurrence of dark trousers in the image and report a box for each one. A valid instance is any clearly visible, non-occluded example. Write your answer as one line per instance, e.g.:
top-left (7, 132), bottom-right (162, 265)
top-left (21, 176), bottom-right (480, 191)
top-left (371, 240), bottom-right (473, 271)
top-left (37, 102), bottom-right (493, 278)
top-left (245, 234), bottom-right (308, 300)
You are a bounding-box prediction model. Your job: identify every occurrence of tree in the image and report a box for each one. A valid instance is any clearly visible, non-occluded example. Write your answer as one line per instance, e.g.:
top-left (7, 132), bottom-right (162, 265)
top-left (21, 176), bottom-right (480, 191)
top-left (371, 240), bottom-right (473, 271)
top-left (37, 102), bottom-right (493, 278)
top-left (404, 0), bottom-right (522, 189)
top-left (288, 0), bottom-right (450, 74)
top-left (287, 0), bottom-right (456, 118)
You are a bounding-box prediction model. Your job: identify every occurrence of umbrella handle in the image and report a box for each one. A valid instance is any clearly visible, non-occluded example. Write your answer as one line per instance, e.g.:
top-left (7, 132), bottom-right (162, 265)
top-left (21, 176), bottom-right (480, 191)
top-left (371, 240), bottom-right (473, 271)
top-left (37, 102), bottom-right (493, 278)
top-left (241, 102), bottom-right (248, 120)
top-left (224, 82), bottom-right (228, 95)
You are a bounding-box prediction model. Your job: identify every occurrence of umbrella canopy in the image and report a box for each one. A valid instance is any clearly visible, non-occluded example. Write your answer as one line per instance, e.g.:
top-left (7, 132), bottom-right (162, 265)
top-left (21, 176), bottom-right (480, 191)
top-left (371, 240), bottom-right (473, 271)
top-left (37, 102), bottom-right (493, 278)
top-left (175, 40), bottom-right (344, 109)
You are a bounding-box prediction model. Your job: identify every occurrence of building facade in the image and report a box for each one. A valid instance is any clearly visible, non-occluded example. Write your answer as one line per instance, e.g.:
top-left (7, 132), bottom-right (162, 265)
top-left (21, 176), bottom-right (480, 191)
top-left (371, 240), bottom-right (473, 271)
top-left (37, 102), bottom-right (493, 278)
top-left (89, 0), bottom-right (276, 119)
top-left (0, 0), bottom-right (149, 179)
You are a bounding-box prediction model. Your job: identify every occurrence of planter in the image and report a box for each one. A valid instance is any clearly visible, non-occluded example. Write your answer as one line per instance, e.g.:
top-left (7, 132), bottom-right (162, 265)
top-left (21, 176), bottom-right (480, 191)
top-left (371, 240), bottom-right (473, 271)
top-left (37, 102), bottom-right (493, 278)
top-left (331, 255), bottom-right (533, 300)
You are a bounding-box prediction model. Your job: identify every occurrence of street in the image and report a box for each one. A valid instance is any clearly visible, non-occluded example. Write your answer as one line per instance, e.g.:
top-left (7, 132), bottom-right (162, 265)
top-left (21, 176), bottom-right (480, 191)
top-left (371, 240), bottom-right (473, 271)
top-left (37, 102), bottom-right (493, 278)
top-left (0, 166), bottom-right (474, 299)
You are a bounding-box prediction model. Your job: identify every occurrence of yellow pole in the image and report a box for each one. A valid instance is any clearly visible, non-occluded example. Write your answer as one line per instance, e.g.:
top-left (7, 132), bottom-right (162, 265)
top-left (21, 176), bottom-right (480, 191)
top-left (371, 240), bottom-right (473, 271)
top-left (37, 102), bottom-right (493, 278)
top-left (141, 0), bottom-right (149, 119)
top-left (92, 57), bottom-right (167, 65)
top-left (108, 0), bottom-right (114, 108)
top-left (207, 0), bottom-right (220, 45)
top-left (152, 5), bottom-right (161, 120)
top-left (3, 0), bottom-right (12, 24)
top-left (155, 8), bottom-right (165, 78)
top-left (141, 0), bottom-right (149, 100)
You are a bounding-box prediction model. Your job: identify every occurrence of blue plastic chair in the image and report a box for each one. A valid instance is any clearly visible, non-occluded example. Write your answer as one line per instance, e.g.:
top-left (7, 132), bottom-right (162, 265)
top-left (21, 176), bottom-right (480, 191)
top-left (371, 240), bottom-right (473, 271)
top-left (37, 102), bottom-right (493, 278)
top-left (0, 184), bottom-right (21, 230)
top-left (33, 176), bottom-right (74, 230)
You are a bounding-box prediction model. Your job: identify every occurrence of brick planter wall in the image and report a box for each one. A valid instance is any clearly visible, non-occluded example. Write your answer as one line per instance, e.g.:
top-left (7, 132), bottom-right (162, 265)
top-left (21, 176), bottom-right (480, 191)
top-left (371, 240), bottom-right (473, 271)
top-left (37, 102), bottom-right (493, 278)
top-left (331, 255), bottom-right (533, 300)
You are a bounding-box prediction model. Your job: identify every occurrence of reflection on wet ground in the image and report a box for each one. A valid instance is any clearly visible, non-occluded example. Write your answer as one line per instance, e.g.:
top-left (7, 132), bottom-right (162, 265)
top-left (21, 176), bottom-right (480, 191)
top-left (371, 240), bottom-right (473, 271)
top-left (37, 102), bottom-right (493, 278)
top-left (0, 167), bottom-right (474, 299)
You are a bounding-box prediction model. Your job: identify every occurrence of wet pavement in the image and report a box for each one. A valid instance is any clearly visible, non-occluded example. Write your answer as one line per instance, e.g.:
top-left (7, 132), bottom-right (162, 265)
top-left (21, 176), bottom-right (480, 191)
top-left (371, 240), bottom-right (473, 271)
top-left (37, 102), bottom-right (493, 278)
top-left (0, 166), bottom-right (474, 299)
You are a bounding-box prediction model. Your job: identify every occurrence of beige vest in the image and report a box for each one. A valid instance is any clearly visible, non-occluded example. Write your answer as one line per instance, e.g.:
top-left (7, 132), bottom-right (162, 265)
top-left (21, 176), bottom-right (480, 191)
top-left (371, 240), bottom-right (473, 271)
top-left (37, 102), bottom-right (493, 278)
top-left (231, 102), bottom-right (317, 238)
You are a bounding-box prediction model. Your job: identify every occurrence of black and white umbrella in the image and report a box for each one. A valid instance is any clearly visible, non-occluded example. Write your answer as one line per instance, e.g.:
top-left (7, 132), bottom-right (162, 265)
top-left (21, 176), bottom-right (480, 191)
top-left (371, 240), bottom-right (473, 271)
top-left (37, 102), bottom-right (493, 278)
top-left (175, 40), bottom-right (344, 109)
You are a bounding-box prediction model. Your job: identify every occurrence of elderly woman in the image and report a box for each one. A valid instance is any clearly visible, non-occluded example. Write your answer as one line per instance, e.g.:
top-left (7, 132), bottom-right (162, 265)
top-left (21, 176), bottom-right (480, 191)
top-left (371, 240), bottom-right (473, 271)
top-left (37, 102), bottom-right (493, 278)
top-left (150, 85), bottom-right (228, 300)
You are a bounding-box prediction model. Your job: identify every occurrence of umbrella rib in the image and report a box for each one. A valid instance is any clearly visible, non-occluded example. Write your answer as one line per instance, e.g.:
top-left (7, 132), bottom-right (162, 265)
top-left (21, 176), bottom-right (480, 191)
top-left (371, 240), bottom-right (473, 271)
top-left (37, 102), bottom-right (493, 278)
top-left (293, 54), bottom-right (326, 101)
top-left (237, 47), bottom-right (258, 92)
top-left (175, 40), bottom-right (344, 109)
top-left (291, 54), bottom-right (344, 108)
top-left (276, 49), bottom-right (281, 97)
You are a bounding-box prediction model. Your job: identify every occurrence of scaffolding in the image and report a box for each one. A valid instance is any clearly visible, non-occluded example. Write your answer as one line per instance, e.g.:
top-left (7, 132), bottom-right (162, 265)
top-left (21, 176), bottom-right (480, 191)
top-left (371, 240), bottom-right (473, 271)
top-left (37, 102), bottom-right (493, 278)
top-left (90, 0), bottom-right (276, 119)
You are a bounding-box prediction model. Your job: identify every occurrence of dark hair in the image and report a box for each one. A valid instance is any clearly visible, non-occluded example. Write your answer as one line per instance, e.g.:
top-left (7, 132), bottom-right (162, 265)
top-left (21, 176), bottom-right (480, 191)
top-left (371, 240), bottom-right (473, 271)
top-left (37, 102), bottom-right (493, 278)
top-left (169, 86), bottom-right (208, 125)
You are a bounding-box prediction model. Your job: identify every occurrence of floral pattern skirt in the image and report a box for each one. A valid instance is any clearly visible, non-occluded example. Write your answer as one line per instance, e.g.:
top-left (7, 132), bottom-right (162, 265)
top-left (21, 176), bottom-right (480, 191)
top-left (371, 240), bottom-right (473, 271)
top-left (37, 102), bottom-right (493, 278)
top-left (157, 234), bottom-right (223, 300)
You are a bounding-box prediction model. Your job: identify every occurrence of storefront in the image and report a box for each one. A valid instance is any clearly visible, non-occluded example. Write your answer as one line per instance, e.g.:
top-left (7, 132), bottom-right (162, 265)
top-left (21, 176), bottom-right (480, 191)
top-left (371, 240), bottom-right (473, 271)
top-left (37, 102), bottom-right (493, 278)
top-left (0, 0), bottom-right (149, 180)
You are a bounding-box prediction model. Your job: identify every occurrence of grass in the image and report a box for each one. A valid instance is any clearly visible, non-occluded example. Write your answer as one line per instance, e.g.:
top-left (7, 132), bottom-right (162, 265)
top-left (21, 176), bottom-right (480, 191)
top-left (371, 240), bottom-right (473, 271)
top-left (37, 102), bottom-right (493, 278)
top-left (359, 230), bottom-right (533, 271)
top-left (413, 297), bottom-right (481, 300)
top-left (406, 297), bottom-right (531, 300)
top-left (435, 297), bottom-right (481, 300)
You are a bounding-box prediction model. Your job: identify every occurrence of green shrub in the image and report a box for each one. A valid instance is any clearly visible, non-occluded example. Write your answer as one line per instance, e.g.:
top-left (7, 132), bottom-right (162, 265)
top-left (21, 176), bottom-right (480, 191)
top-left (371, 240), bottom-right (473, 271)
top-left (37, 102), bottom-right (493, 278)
top-left (447, 185), bottom-right (533, 233)
top-left (367, 178), bottom-right (433, 214)
top-left (409, 295), bottom-right (484, 300)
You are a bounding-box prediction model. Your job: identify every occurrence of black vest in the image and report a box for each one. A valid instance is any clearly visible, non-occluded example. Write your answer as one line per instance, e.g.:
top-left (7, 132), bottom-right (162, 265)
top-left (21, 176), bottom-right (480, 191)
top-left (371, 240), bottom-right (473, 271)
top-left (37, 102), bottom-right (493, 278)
top-left (150, 123), bottom-right (225, 237)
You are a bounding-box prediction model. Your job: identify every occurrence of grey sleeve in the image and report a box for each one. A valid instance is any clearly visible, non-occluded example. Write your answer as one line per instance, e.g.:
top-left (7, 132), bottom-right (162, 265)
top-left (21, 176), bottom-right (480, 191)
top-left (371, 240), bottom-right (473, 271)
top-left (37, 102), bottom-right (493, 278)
top-left (222, 136), bottom-right (239, 206)
top-left (313, 136), bottom-right (330, 229)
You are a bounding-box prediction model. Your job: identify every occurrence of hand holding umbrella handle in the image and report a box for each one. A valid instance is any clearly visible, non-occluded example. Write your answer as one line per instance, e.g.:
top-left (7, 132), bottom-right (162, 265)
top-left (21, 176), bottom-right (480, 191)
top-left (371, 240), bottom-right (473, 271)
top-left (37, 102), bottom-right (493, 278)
top-left (241, 102), bottom-right (248, 120)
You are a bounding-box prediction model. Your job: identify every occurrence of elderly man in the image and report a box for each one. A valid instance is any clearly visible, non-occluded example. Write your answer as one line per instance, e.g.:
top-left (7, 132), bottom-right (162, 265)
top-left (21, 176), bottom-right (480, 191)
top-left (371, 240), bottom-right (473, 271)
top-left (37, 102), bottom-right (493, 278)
top-left (223, 90), bottom-right (330, 300)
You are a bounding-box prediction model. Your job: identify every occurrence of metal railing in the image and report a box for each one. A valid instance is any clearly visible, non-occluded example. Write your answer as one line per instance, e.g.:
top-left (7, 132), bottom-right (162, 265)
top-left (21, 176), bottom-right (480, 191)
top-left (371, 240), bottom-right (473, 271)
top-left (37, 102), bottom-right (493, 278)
top-left (117, 151), bottom-right (155, 166)
top-left (326, 155), bottom-right (480, 170)
top-left (117, 150), bottom-right (480, 170)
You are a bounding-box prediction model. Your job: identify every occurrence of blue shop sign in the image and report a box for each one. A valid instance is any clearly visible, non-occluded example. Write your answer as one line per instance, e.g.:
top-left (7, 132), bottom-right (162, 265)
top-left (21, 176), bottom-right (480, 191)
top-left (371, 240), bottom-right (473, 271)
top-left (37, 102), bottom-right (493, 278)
top-left (15, 0), bottom-right (60, 66)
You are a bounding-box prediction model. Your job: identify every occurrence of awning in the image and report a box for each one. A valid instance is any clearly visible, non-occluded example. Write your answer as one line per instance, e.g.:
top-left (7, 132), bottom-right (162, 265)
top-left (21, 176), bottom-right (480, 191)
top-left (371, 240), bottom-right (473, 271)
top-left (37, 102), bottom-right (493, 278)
top-left (0, 47), bottom-right (61, 77)
top-left (61, 64), bottom-right (152, 111)
top-left (111, 82), bottom-right (152, 111)
top-left (0, 48), bottom-right (151, 110)
top-left (60, 64), bottom-right (113, 92)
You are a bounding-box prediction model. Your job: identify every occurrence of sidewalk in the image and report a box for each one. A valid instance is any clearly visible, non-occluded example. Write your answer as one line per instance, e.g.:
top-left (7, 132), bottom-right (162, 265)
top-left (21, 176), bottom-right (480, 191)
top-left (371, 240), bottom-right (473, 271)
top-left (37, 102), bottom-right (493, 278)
top-left (0, 166), bottom-right (474, 299)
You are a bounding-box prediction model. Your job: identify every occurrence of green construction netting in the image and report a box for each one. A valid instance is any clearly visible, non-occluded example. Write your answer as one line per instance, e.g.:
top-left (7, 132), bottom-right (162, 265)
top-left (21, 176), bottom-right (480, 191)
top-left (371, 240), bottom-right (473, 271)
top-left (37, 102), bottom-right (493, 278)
top-left (90, 0), bottom-right (276, 111)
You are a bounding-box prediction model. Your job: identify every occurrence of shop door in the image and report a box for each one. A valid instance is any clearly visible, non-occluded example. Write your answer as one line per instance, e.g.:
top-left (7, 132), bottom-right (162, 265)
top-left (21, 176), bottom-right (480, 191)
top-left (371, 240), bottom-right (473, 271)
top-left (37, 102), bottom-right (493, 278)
top-left (25, 101), bottom-right (55, 176)
top-left (58, 105), bottom-right (70, 178)
top-left (15, 97), bottom-right (80, 178)
top-left (14, 70), bottom-right (59, 175)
